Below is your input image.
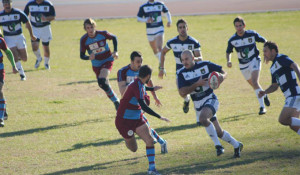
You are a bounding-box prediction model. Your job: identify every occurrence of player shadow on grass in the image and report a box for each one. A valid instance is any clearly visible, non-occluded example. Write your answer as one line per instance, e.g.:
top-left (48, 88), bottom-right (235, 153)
top-left (0, 118), bottom-right (104, 138)
top-left (219, 113), bottom-right (256, 123)
top-left (132, 149), bottom-right (300, 175)
top-left (56, 123), bottom-right (198, 153)
top-left (59, 78), bottom-right (117, 86)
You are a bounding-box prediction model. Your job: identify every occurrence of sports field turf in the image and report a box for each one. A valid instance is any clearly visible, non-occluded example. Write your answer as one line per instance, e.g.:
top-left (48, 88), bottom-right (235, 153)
top-left (1, 11), bottom-right (300, 174)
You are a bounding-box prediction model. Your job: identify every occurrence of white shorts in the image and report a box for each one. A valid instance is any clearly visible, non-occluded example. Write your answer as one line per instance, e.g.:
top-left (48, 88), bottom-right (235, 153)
top-left (32, 25), bottom-right (52, 43)
top-left (147, 32), bottom-right (164, 42)
top-left (240, 58), bottom-right (261, 80)
top-left (194, 94), bottom-right (219, 122)
top-left (284, 96), bottom-right (300, 111)
top-left (4, 34), bottom-right (26, 49)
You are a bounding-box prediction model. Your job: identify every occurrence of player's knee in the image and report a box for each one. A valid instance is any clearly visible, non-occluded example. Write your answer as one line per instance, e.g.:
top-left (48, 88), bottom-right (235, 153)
top-left (145, 137), bottom-right (155, 147)
top-left (97, 78), bottom-right (109, 91)
top-left (130, 146), bottom-right (138, 152)
top-left (199, 116), bottom-right (209, 127)
top-left (278, 117), bottom-right (290, 126)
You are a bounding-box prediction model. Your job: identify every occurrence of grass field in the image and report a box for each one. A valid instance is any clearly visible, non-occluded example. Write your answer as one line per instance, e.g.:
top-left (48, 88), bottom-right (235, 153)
top-left (1, 11), bottom-right (300, 175)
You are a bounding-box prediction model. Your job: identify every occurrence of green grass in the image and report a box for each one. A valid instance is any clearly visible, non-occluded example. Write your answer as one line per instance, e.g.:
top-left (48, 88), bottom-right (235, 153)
top-left (1, 11), bottom-right (300, 175)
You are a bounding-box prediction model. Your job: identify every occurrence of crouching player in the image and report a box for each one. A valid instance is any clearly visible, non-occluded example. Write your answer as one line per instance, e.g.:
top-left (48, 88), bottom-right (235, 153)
top-left (259, 41), bottom-right (300, 135)
top-left (0, 33), bottom-right (18, 127)
top-left (177, 50), bottom-right (243, 157)
top-left (115, 65), bottom-right (170, 175)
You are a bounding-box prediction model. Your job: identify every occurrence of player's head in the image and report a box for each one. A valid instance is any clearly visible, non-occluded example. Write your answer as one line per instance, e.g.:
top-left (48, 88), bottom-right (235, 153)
top-left (130, 51), bottom-right (143, 71)
top-left (263, 41), bottom-right (278, 63)
top-left (233, 16), bottom-right (245, 35)
top-left (181, 50), bottom-right (195, 69)
top-left (2, 0), bottom-right (12, 12)
top-left (84, 18), bottom-right (96, 36)
top-left (138, 65), bottom-right (152, 84)
top-left (177, 19), bottom-right (188, 37)
top-left (36, 0), bottom-right (44, 4)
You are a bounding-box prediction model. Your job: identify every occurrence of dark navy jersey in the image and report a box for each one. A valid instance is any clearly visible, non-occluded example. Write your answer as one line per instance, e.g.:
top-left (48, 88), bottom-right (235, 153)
top-left (137, 1), bottom-right (168, 32)
top-left (270, 54), bottom-right (300, 98)
top-left (166, 35), bottom-right (201, 70)
top-left (226, 30), bottom-right (266, 65)
top-left (24, 0), bottom-right (55, 28)
top-left (177, 61), bottom-right (222, 101)
top-left (0, 8), bottom-right (28, 36)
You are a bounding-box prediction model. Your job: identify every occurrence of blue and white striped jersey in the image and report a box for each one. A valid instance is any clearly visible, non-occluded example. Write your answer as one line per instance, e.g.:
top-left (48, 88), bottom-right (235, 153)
top-left (24, 0), bottom-right (55, 28)
top-left (270, 54), bottom-right (300, 98)
top-left (0, 8), bottom-right (28, 36)
top-left (166, 35), bottom-right (201, 70)
top-left (177, 61), bottom-right (222, 102)
top-left (226, 30), bottom-right (266, 67)
top-left (137, 1), bottom-right (169, 35)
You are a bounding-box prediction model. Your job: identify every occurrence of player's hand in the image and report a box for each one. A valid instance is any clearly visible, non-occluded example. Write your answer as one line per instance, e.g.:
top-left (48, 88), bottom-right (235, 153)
top-left (147, 17), bottom-right (154, 23)
top-left (154, 98), bottom-right (162, 107)
top-left (258, 90), bottom-right (265, 98)
top-left (112, 51), bottom-right (119, 59)
top-left (158, 69), bottom-right (166, 79)
top-left (167, 22), bottom-right (171, 27)
top-left (153, 86), bottom-right (163, 91)
top-left (12, 67), bottom-right (18, 74)
top-left (89, 53), bottom-right (95, 60)
top-left (218, 73), bottom-right (225, 84)
top-left (160, 117), bottom-right (170, 122)
top-left (227, 61), bottom-right (232, 68)
top-left (196, 76), bottom-right (208, 86)
top-left (41, 15), bottom-right (48, 22)
top-left (31, 35), bottom-right (37, 41)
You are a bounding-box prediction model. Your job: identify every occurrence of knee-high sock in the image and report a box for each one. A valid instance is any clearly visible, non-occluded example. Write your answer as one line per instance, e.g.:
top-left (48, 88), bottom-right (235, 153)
top-left (33, 49), bottom-right (42, 61)
top-left (221, 130), bottom-right (239, 148)
top-left (151, 128), bottom-right (165, 145)
top-left (15, 61), bottom-right (25, 75)
top-left (184, 94), bottom-right (190, 102)
top-left (205, 123), bottom-right (221, 146)
top-left (155, 52), bottom-right (161, 64)
top-left (104, 87), bottom-right (118, 102)
top-left (255, 89), bottom-right (265, 108)
top-left (0, 99), bottom-right (6, 119)
top-left (146, 146), bottom-right (156, 171)
top-left (44, 57), bottom-right (50, 65)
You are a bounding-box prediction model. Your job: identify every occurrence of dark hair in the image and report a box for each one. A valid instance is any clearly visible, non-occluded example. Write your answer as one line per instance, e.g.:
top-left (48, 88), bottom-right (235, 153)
top-left (83, 18), bottom-right (96, 29)
top-left (233, 16), bottom-right (245, 26)
top-left (138, 65), bottom-right (152, 78)
top-left (176, 19), bottom-right (187, 28)
top-left (264, 41), bottom-right (279, 53)
top-left (2, 0), bottom-right (12, 3)
top-left (130, 51), bottom-right (142, 61)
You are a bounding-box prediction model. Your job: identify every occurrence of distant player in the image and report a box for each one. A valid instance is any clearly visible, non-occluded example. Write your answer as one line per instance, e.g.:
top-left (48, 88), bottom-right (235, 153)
top-left (115, 65), bottom-right (170, 175)
top-left (0, 0), bottom-right (36, 80)
top-left (137, 0), bottom-right (171, 64)
top-left (80, 18), bottom-right (120, 110)
top-left (226, 16), bottom-right (270, 115)
top-left (0, 32), bottom-right (18, 127)
top-left (24, 0), bottom-right (55, 70)
top-left (117, 51), bottom-right (168, 153)
top-left (259, 41), bottom-right (300, 135)
top-left (159, 19), bottom-right (203, 114)
top-left (177, 50), bottom-right (243, 157)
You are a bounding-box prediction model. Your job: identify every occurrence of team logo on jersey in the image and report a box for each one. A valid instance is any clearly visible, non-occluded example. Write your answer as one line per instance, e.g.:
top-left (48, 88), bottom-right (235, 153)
top-left (201, 68), bottom-right (206, 74)
top-left (240, 48), bottom-right (249, 59)
top-left (14, 16), bottom-right (17, 19)
top-left (188, 45), bottom-right (192, 50)
top-left (8, 23), bottom-right (16, 31)
top-left (44, 7), bottom-right (48, 11)
top-left (158, 5), bottom-right (162, 10)
top-left (248, 38), bottom-right (253, 43)
top-left (35, 14), bottom-right (42, 23)
top-left (127, 130), bottom-right (134, 136)
top-left (99, 41), bottom-right (105, 47)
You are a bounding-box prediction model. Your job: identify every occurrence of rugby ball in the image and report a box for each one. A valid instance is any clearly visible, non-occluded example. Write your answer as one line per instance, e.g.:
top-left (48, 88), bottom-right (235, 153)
top-left (208, 71), bottom-right (220, 90)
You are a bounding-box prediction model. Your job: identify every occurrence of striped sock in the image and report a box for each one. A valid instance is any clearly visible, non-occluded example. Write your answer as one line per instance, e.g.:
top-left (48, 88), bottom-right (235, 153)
top-left (0, 99), bottom-right (6, 119)
top-left (105, 87), bottom-right (118, 102)
top-left (151, 128), bottom-right (165, 145)
top-left (146, 146), bottom-right (156, 171)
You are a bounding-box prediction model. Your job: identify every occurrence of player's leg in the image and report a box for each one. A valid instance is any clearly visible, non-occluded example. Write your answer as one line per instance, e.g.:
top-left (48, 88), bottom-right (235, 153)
top-left (155, 33), bottom-right (164, 64)
top-left (212, 117), bottom-right (243, 157)
top-left (32, 39), bottom-right (43, 69)
top-left (124, 136), bottom-right (138, 152)
top-left (135, 123), bottom-right (158, 174)
top-left (98, 67), bottom-right (119, 110)
top-left (0, 80), bottom-right (5, 127)
top-left (17, 35), bottom-right (28, 62)
top-left (148, 35), bottom-right (158, 59)
top-left (42, 42), bottom-right (50, 70)
top-left (279, 99), bottom-right (300, 135)
top-left (289, 110), bottom-right (300, 135)
top-left (10, 47), bottom-right (26, 81)
top-left (176, 78), bottom-right (190, 113)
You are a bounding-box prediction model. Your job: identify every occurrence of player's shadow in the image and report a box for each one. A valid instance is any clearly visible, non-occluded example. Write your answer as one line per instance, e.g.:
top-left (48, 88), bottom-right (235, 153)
top-left (59, 78), bottom-right (117, 86)
top-left (219, 113), bottom-right (256, 123)
top-left (42, 156), bottom-right (144, 175)
top-left (0, 118), bottom-right (103, 138)
top-left (132, 149), bottom-right (300, 175)
top-left (56, 123), bottom-right (198, 153)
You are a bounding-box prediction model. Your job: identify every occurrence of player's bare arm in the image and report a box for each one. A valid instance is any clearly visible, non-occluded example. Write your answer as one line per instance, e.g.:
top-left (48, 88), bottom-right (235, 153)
top-left (179, 76), bottom-right (208, 97)
top-left (258, 83), bottom-right (279, 98)
top-left (158, 46), bottom-right (170, 78)
top-left (218, 70), bottom-right (227, 84)
top-left (226, 53), bottom-right (232, 68)
top-left (25, 21), bottom-right (37, 41)
top-left (118, 81), bottom-right (127, 96)
top-left (291, 62), bottom-right (300, 81)
top-left (146, 80), bottom-right (162, 107)
top-left (193, 50), bottom-right (203, 62)
top-left (41, 15), bottom-right (55, 22)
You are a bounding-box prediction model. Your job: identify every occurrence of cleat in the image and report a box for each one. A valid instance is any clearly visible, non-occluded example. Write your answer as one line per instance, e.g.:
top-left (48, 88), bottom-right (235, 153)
top-left (234, 142), bottom-right (244, 158)
top-left (114, 101), bottom-right (120, 111)
top-left (264, 95), bottom-right (270, 106)
top-left (44, 64), bottom-right (50, 70)
top-left (183, 101), bottom-right (189, 113)
top-left (259, 107), bottom-right (266, 115)
top-left (215, 145), bottom-right (224, 156)
top-left (161, 141), bottom-right (168, 154)
top-left (0, 119), bottom-right (4, 127)
top-left (148, 169), bottom-right (161, 175)
top-left (20, 74), bottom-right (26, 81)
top-left (4, 111), bottom-right (8, 120)
top-left (35, 59), bottom-right (42, 69)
